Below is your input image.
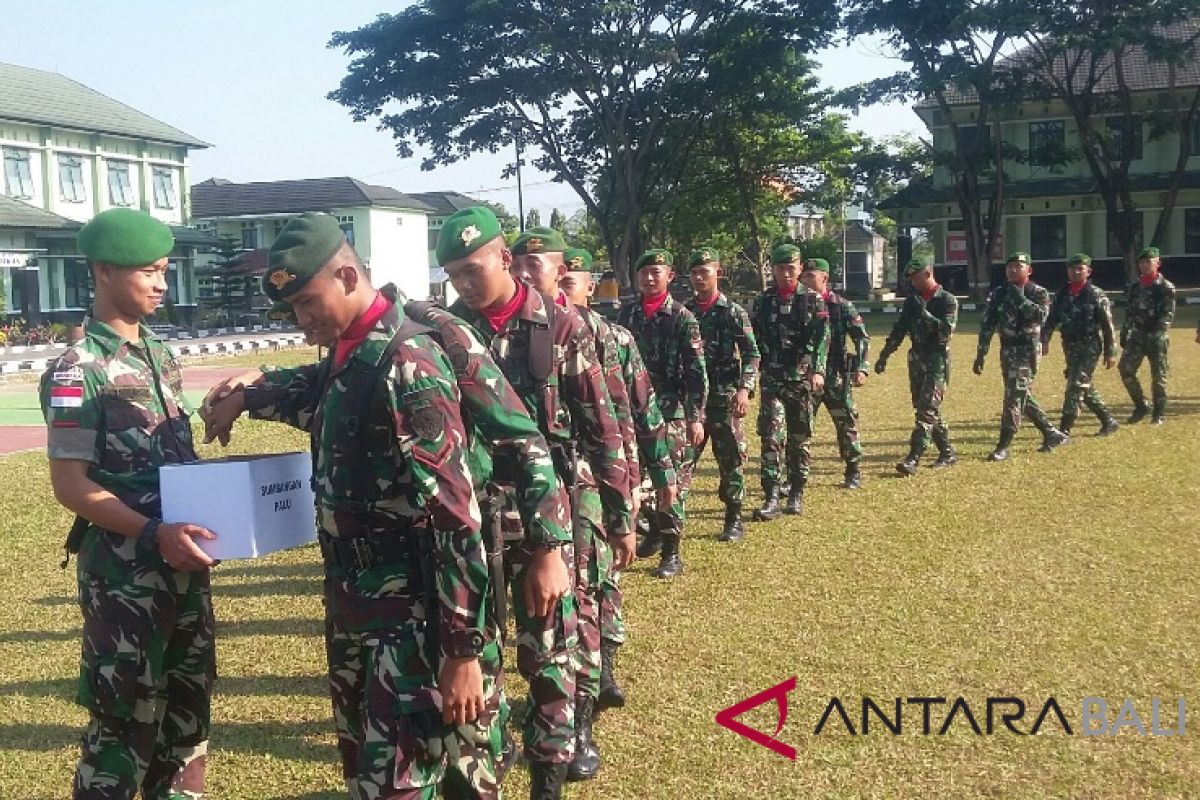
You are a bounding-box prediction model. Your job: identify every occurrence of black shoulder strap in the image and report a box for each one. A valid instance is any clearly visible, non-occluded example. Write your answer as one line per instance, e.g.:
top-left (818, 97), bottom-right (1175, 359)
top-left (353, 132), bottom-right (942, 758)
top-left (528, 292), bottom-right (557, 383)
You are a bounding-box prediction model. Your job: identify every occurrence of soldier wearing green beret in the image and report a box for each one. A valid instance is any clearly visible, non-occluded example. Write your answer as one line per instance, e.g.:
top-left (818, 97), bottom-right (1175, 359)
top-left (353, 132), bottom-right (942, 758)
top-left (1041, 253), bottom-right (1120, 436)
top-left (684, 248), bottom-right (760, 540)
top-left (198, 212), bottom-right (509, 798)
top-left (974, 251), bottom-right (1068, 461)
top-left (40, 208), bottom-right (218, 799)
top-left (1119, 245), bottom-right (1176, 424)
top-left (440, 208), bottom-right (633, 798)
top-left (618, 249), bottom-right (709, 579)
top-left (750, 244), bottom-right (829, 517)
top-left (876, 257), bottom-right (959, 475)
top-left (801, 257), bottom-right (870, 489)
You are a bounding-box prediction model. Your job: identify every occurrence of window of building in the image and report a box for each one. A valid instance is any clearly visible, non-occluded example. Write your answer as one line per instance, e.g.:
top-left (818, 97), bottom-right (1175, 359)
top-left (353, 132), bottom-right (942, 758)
top-left (1105, 116), bottom-right (1143, 161)
top-left (1186, 208), bottom-right (1200, 252)
top-left (152, 167), bottom-right (177, 209)
top-left (1030, 215), bottom-right (1066, 260)
top-left (64, 259), bottom-right (90, 308)
top-left (108, 162), bottom-right (135, 206)
top-left (166, 262), bottom-right (181, 301)
top-left (428, 227), bottom-right (440, 250)
top-left (57, 155), bottom-right (86, 203)
top-left (337, 215), bottom-right (355, 247)
top-left (273, 219), bottom-right (290, 238)
top-left (9, 267), bottom-right (27, 312)
top-left (241, 222), bottom-right (258, 250)
top-left (3, 148), bottom-right (35, 199)
top-left (1106, 210), bottom-right (1144, 257)
top-left (1028, 121), bottom-right (1065, 165)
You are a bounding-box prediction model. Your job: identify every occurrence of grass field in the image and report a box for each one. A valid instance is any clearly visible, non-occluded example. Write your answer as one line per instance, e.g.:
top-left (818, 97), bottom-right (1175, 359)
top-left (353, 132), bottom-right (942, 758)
top-left (2, 313), bottom-right (1199, 799)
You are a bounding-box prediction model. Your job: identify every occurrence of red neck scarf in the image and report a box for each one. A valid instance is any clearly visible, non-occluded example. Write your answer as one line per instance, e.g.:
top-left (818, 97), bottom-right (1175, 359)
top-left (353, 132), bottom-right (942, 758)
top-left (1068, 280), bottom-right (1086, 296)
top-left (482, 280), bottom-right (527, 332)
top-left (776, 283), bottom-right (797, 301)
top-left (641, 290), bottom-right (669, 318)
top-left (921, 283), bottom-right (940, 302)
top-left (554, 291), bottom-right (569, 308)
top-left (1139, 272), bottom-right (1158, 287)
top-left (692, 292), bottom-right (719, 315)
top-left (334, 291), bottom-right (390, 368)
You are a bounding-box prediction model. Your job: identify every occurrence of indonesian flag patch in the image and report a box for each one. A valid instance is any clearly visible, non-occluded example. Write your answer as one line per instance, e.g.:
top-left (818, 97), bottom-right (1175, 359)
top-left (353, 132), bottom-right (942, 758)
top-left (50, 386), bottom-right (84, 408)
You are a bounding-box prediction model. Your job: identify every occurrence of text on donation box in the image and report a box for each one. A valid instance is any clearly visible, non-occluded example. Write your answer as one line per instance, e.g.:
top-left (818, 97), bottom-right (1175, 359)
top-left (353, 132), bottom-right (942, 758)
top-left (160, 453), bottom-right (316, 559)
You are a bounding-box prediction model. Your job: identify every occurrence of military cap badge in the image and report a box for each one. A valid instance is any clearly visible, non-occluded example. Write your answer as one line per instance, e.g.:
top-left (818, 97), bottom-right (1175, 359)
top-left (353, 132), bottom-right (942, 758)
top-left (461, 225), bottom-right (481, 246)
top-left (569, 256), bottom-right (583, 268)
top-left (527, 237), bottom-right (543, 253)
top-left (269, 270), bottom-right (295, 290)
top-left (654, 252), bottom-right (666, 265)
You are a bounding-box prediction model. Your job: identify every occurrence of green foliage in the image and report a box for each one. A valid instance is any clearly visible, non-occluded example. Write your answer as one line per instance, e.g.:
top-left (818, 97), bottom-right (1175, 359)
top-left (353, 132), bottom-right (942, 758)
top-left (524, 208), bottom-right (541, 230)
top-left (548, 208), bottom-right (567, 232)
top-left (197, 236), bottom-right (255, 323)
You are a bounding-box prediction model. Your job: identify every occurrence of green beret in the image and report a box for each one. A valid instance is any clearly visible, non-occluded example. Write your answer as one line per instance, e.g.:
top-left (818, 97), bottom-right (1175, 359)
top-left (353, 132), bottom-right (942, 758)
top-left (1068, 252), bottom-right (1092, 266)
top-left (511, 227), bottom-right (566, 256)
top-left (436, 206), bottom-right (503, 266)
top-left (265, 300), bottom-right (295, 323)
top-left (687, 248), bottom-right (720, 269)
top-left (263, 212), bottom-right (345, 301)
top-left (564, 247), bottom-right (593, 271)
top-left (1006, 251), bottom-right (1032, 264)
top-left (770, 244), bottom-right (802, 265)
top-left (804, 258), bottom-right (830, 273)
top-left (635, 249), bottom-right (673, 270)
top-left (77, 208), bottom-right (174, 267)
top-left (1138, 246), bottom-right (1160, 259)
top-left (903, 256), bottom-right (932, 276)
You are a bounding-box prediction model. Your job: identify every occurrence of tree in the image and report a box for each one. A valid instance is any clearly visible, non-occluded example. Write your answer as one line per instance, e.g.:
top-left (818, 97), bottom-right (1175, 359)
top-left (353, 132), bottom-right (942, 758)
top-left (197, 236), bottom-right (252, 322)
top-left (842, 0), bottom-right (1031, 298)
top-left (1022, 6), bottom-right (1200, 281)
top-left (524, 208), bottom-right (542, 229)
top-left (329, 0), bottom-right (839, 286)
top-left (481, 200), bottom-right (520, 236)
top-left (549, 207), bottom-right (568, 231)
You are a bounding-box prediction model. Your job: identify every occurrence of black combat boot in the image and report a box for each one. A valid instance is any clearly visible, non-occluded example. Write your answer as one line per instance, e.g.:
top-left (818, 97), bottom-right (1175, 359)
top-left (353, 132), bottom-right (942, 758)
top-left (651, 534), bottom-right (683, 578)
top-left (1151, 399), bottom-right (1166, 425)
top-left (895, 451), bottom-right (920, 476)
top-left (1059, 413), bottom-right (1076, 438)
top-left (784, 484), bottom-right (804, 516)
top-left (718, 504), bottom-right (744, 542)
top-left (597, 639), bottom-right (626, 711)
top-left (930, 428), bottom-right (955, 467)
top-left (566, 693), bottom-right (601, 782)
top-left (754, 484), bottom-right (782, 521)
top-left (1097, 416), bottom-right (1120, 436)
top-left (987, 430), bottom-right (1015, 461)
top-left (530, 763), bottom-right (567, 800)
top-left (1127, 404), bottom-right (1149, 424)
top-left (842, 464), bottom-right (862, 490)
top-left (1038, 427), bottom-right (1069, 453)
top-left (635, 515), bottom-right (664, 559)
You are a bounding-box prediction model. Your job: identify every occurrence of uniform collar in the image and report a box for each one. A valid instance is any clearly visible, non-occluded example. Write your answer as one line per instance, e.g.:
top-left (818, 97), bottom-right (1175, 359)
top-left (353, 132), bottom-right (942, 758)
top-left (687, 292), bottom-right (727, 312)
top-left (84, 318), bottom-right (157, 358)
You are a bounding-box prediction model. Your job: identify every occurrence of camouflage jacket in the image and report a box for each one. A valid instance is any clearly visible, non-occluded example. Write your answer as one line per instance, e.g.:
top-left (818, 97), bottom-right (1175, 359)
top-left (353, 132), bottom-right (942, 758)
top-left (617, 295), bottom-right (709, 423)
top-left (574, 302), bottom-right (639, 494)
top-left (40, 319), bottom-right (197, 581)
top-left (1121, 274), bottom-right (1176, 341)
top-left (977, 281), bottom-right (1050, 357)
top-left (684, 293), bottom-right (760, 401)
top-left (820, 290), bottom-right (870, 376)
top-left (610, 322), bottom-right (675, 490)
top-left (879, 286), bottom-right (958, 360)
top-left (243, 302), bottom-right (488, 657)
top-left (750, 286), bottom-right (830, 382)
top-left (451, 288), bottom-right (632, 537)
top-left (1041, 282), bottom-right (1116, 358)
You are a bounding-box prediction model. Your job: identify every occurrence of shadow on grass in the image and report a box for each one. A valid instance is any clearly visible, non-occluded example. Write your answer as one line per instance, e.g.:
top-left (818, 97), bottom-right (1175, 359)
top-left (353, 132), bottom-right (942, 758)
top-left (214, 559), bottom-right (323, 580)
top-left (0, 673), bottom-right (328, 701)
top-left (0, 616), bottom-right (324, 646)
top-left (209, 576), bottom-right (322, 599)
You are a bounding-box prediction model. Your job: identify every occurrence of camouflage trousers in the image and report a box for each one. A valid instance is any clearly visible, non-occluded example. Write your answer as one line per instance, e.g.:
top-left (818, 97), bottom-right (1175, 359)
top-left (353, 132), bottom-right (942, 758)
top-left (73, 566), bottom-right (214, 800)
top-left (906, 351), bottom-right (951, 456)
top-left (694, 396), bottom-right (748, 506)
top-left (1059, 342), bottom-right (1112, 427)
top-left (998, 344), bottom-right (1054, 435)
top-left (571, 486), bottom-right (605, 701)
top-left (659, 418), bottom-right (696, 537)
top-left (596, 531), bottom-right (624, 645)
top-left (815, 372), bottom-right (863, 467)
top-left (1119, 333), bottom-right (1170, 413)
top-left (757, 377), bottom-right (815, 489)
top-left (323, 565), bottom-right (508, 800)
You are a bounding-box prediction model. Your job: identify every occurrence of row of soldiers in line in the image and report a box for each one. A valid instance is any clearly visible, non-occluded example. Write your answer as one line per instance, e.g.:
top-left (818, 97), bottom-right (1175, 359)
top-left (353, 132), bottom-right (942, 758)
top-left (40, 204), bottom-right (1182, 800)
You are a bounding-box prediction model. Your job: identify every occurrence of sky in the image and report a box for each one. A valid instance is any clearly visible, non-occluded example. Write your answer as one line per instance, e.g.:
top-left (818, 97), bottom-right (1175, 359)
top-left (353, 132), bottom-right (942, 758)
top-left (8, 1), bottom-right (924, 220)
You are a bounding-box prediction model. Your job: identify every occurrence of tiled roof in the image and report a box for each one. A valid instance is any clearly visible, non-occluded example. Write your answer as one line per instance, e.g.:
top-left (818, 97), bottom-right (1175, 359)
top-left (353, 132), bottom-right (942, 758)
top-left (191, 177), bottom-right (434, 217)
top-left (0, 195), bottom-right (79, 229)
top-left (408, 191), bottom-right (481, 217)
top-left (0, 62), bottom-right (208, 147)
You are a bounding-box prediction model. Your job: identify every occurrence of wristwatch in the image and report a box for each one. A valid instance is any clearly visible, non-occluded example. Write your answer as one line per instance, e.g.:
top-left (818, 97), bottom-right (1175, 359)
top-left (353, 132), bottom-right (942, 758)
top-left (136, 517), bottom-right (162, 555)
top-left (445, 628), bottom-right (487, 658)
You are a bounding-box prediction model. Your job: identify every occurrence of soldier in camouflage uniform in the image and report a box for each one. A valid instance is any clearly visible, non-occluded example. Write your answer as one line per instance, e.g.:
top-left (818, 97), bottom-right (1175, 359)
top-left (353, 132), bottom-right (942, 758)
top-left (1040, 253), bottom-right (1120, 437)
top-left (750, 244), bottom-right (829, 518)
top-left (443, 212), bottom-right (631, 799)
top-left (201, 213), bottom-right (504, 800)
top-left (973, 251), bottom-right (1069, 461)
top-left (560, 257), bottom-right (676, 713)
top-left (40, 209), bottom-right (216, 800)
top-left (876, 258), bottom-right (959, 475)
top-left (508, 229), bottom-right (635, 784)
top-left (684, 248), bottom-right (759, 541)
top-left (618, 249), bottom-right (708, 579)
top-left (800, 258), bottom-right (870, 490)
top-left (1119, 246), bottom-right (1176, 425)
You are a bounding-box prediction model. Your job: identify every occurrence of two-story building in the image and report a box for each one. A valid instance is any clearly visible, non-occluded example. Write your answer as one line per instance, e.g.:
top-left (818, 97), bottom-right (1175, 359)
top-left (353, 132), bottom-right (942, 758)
top-left (191, 177), bottom-right (434, 307)
top-left (0, 62), bottom-right (212, 323)
top-left (882, 41), bottom-right (1200, 290)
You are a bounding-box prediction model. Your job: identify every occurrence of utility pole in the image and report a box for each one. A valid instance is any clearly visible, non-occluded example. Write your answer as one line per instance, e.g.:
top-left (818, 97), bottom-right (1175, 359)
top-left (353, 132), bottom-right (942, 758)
top-left (515, 132), bottom-right (526, 232)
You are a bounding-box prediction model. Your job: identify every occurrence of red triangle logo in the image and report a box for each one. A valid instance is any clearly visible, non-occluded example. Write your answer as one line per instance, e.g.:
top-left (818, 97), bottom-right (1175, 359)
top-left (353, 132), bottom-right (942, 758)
top-left (715, 676), bottom-right (797, 760)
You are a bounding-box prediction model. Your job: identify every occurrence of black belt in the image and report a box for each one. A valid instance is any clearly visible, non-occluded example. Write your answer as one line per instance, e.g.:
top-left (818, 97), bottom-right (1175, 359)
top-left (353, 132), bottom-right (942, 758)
top-left (318, 529), bottom-right (412, 571)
